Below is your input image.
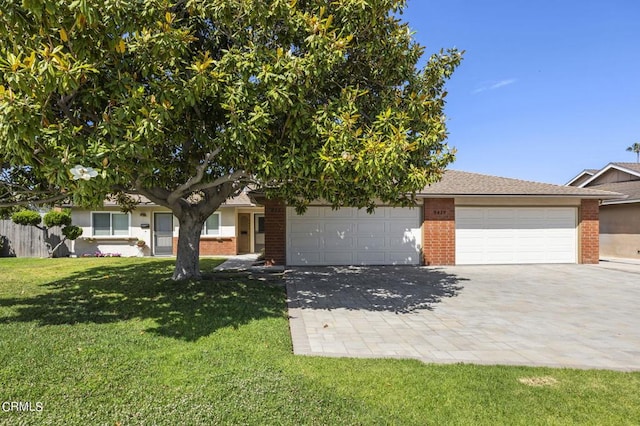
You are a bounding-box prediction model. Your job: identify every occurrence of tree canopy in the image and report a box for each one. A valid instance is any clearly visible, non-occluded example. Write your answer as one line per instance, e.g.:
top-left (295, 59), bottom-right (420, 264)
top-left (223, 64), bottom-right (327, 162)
top-left (0, 0), bottom-right (462, 279)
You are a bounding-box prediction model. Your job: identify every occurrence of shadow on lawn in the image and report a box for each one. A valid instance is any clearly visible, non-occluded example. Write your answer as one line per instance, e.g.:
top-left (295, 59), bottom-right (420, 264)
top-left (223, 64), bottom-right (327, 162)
top-left (0, 259), bottom-right (285, 341)
top-left (287, 266), bottom-right (467, 313)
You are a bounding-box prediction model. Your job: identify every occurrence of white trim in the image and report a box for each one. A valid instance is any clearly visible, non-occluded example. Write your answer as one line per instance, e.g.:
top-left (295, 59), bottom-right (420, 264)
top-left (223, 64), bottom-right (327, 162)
top-left (202, 212), bottom-right (221, 236)
top-left (565, 170), bottom-right (595, 186)
top-left (578, 163), bottom-right (640, 188)
top-left (91, 211), bottom-right (131, 237)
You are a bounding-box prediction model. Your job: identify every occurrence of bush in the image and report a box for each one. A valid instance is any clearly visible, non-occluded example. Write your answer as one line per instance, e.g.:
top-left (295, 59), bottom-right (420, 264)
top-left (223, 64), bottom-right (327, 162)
top-left (11, 210), bottom-right (42, 226)
top-left (43, 210), bottom-right (72, 228)
top-left (61, 225), bottom-right (83, 240)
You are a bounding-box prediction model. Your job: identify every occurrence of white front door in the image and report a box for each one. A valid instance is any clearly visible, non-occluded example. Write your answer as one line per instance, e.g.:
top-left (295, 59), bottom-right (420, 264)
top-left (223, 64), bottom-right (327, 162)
top-left (286, 207), bottom-right (422, 266)
top-left (455, 207), bottom-right (577, 264)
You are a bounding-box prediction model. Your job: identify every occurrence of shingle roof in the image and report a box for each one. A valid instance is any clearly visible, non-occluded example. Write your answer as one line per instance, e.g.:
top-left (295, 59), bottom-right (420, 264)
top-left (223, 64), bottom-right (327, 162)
top-left (611, 162), bottom-right (640, 174)
top-left (585, 181), bottom-right (640, 204)
top-left (418, 170), bottom-right (623, 199)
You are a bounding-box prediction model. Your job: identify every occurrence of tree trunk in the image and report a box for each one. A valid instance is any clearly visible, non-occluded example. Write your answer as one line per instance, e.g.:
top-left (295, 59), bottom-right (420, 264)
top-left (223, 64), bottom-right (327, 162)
top-left (172, 214), bottom-right (206, 281)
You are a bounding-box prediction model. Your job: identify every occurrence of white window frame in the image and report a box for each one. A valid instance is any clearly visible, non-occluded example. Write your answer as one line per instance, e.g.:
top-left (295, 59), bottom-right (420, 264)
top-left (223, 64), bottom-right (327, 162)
top-left (202, 212), bottom-right (221, 236)
top-left (91, 212), bottom-right (131, 237)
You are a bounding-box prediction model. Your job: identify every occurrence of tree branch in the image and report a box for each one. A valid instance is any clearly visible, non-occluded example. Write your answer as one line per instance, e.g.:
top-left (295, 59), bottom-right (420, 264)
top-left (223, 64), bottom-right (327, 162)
top-left (166, 148), bottom-right (221, 204)
top-left (189, 170), bottom-right (249, 193)
top-left (0, 194), bottom-right (67, 208)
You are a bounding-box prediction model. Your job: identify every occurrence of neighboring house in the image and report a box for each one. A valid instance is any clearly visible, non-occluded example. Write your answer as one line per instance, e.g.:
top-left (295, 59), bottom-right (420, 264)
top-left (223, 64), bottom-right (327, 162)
top-left (260, 170), bottom-right (621, 266)
top-left (567, 162), bottom-right (640, 259)
top-left (71, 193), bottom-right (264, 257)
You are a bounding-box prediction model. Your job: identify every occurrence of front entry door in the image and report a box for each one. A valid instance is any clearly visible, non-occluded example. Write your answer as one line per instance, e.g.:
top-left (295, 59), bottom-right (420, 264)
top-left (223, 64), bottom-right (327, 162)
top-left (238, 213), bottom-right (250, 254)
top-left (154, 213), bottom-right (174, 255)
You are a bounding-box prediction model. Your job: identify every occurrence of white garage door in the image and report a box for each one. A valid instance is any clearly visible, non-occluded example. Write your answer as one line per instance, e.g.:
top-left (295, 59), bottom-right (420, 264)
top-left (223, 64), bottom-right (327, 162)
top-left (287, 207), bottom-right (422, 266)
top-left (456, 207), bottom-right (577, 264)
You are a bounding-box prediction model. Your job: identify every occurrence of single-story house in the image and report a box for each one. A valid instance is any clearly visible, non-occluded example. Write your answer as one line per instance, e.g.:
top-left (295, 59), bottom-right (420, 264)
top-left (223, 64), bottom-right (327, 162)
top-left (566, 162), bottom-right (640, 259)
top-left (71, 192), bottom-right (265, 257)
top-left (261, 170), bottom-right (622, 266)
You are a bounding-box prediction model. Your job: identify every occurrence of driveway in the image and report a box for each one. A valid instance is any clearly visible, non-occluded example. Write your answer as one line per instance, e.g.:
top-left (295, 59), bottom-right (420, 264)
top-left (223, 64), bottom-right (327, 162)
top-left (285, 263), bottom-right (640, 371)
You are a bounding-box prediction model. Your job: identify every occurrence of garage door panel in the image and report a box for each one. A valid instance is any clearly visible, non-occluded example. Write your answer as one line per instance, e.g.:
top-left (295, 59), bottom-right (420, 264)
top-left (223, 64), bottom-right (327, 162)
top-left (290, 251), bottom-right (322, 265)
top-left (456, 207), bottom-right (577, 265)
top-left (356, 222), bottom-right (379, 234)
top-left (290, 222), bottom-right (322, 233)
top-left (289, 235), bottom-right (322, 249)
top-left (355, 251), bottom-right (386, 264)
top-left (324, 235), bottom-right (355, 249)
top-left (287, 207), bottom-right (421, 266)
top-left (357, 237), bottom-right (386, 249)
top-left (325, 252), bottom-right (353, 264)
top-left (327, 209), bottom-right (355, 218)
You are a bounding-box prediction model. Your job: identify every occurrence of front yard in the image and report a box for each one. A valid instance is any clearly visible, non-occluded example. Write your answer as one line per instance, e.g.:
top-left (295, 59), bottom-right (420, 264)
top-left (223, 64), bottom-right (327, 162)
top-left (0, 258), bottom-right (638, 425)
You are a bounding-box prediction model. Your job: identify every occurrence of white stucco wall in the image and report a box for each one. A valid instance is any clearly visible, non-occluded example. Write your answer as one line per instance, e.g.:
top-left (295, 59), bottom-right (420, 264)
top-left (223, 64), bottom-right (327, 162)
top-left (71, 206), bottom-right (251, 257)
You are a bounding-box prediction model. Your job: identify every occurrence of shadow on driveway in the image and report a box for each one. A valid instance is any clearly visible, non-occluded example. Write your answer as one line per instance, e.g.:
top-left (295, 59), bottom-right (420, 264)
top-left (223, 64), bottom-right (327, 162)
top-left (287, 266), bottom-right (467, 314)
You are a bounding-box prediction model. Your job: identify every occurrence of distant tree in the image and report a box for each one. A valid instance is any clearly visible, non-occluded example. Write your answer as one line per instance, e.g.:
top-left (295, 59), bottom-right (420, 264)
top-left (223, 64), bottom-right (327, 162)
top-left (0, 0), bottom-right (462, 279)
top-left (626, 143), bottom-right (640, 163)
top-left (11, 210), bottom-right (82, 257)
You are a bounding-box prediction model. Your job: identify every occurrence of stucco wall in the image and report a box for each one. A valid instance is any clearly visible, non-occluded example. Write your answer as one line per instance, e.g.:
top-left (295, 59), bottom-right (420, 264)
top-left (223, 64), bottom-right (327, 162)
top-left (600, 203), bottom-right (640, 259)
top-left (72, 205), bottom-right (264, 257)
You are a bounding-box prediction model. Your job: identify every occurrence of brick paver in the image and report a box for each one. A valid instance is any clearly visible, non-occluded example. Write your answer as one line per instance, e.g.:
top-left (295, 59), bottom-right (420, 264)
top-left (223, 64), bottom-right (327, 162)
top-left (286, 263), bottom-right (640, 371)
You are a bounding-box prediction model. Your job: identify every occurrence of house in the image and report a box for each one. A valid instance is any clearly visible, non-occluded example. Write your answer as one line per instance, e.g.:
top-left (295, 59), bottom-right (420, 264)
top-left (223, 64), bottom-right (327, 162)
top-left (71, 192), bottom-right (265, 257)
top-left (567, 162), bottom-right (640, 259)
top-left (261, 170), bottom-right (621, 266)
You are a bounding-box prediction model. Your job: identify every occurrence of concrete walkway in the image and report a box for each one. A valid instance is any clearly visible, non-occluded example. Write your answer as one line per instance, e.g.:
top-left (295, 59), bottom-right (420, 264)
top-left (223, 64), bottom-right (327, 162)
top-left (286, 263), bottom-right (640, 371)
top-left (213, 254), bottom-right (259, 271)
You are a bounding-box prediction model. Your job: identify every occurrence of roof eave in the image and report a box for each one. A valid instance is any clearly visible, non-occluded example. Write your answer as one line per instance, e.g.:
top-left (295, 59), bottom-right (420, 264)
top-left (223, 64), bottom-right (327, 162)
top-left (417, 193), bottom-right (620, 199)
top-left (601, 198), bottom-right (640, 205)
top-left (565, 171), bottom-right (595, 186)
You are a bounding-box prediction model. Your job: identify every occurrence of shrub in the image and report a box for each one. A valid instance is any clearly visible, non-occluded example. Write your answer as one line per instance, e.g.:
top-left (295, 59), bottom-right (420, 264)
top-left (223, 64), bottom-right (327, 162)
top-left (11, 210), bottom-right (42, 227)
top-left (43, 210), bottom-right (72, 228)
top-left (62, 225), bottom-right (83, 240)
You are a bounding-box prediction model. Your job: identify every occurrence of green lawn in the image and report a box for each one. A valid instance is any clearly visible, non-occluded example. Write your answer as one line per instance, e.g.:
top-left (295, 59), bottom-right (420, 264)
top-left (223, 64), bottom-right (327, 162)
top-left (0, 258), bottom-right (638, 425)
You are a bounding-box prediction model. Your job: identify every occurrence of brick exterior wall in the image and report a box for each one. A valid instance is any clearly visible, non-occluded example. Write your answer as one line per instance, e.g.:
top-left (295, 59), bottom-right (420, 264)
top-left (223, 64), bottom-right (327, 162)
top-left (423, 198), bottom-right (456, 266)
top-left (264, 199), bottom-right (286, 265)
top-left (579, 199), bottom-right (600, 264)
top-left (171, 237), bottom-right (237, 256)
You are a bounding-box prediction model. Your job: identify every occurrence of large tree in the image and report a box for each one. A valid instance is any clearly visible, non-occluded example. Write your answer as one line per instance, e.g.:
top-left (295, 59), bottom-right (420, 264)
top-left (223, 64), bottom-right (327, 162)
top-left (0, 0), bottom-right (462, 280)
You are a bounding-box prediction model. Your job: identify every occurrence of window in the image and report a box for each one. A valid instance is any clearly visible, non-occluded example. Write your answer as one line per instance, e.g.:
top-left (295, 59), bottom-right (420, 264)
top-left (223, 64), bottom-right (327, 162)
top-left (255, 215), bottom-right (265, 233)
top-left (202, 213), bottom-right (220, 235)
top-left (92, 212), bottom-right (129, 236)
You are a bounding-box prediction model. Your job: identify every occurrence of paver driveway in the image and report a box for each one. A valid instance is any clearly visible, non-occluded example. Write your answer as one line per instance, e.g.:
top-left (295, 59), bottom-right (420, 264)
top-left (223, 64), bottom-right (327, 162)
top-left (286, 263), bottom-right (640, 371)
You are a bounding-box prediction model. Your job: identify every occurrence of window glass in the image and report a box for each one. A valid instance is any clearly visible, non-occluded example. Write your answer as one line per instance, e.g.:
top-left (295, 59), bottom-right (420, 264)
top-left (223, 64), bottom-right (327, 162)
top-left (112, 214), bottom-right (129, 236)
top-left (256, 216), bottom-right (265, 233)
top-left (204, 213), bottom-right (220, 235)
top-left (93, 213), bottom-right (111, 236)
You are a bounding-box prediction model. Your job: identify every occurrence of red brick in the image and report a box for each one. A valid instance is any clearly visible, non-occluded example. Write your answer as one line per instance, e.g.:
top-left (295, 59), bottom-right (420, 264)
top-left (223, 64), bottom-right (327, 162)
top-left (579, 199), bottom-right (599, 264)
top-left (264, 199), bottom-right (286, 265)
top-left (172, 237), bottom-right (237, 256)
top-left (423, 198), bottom-right (455, 266)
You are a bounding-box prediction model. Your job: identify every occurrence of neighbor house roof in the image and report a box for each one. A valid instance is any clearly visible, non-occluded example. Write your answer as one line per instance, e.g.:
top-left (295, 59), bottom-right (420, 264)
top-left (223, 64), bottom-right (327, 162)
top-left (565, 169), bottom-right (597, 186)
top-left (586, 181), bottom-right (640, 205)
top-left (578, 162), bottom-right (640, 188)
top-left (418, 170), bottom-right (623, 199)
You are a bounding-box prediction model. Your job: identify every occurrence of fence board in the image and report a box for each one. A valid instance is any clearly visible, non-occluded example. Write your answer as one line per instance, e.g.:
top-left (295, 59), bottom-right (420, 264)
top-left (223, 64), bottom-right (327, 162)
top-left (0, 220), bottom-right (70, 258)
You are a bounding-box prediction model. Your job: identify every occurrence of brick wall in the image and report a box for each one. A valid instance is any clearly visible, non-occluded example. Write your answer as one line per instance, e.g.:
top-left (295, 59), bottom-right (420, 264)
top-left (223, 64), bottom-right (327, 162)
top-left (423, 198), bottom-right (456, 266)
top-left (172, 237), bottom-right (237, 256)
top-left (264, 199), bottom-right (286, 265)
top-left (579, 199), bottom-right (599, 264)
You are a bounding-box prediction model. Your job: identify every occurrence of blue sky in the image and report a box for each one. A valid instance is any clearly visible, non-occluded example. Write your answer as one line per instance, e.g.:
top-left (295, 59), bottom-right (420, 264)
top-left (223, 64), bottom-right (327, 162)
top-left (402, 0), bottom-right (640, 184)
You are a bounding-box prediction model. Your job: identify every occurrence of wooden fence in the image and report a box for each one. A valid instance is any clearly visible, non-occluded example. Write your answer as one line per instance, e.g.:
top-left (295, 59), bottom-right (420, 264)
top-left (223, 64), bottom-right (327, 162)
top-left (0, 220), bottom-right (70, 258)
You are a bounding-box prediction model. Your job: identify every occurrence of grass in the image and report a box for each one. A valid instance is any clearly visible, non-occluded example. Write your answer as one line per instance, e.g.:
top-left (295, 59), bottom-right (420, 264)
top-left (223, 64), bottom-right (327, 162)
top-left (0, 258), bottom-right (638, 425)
